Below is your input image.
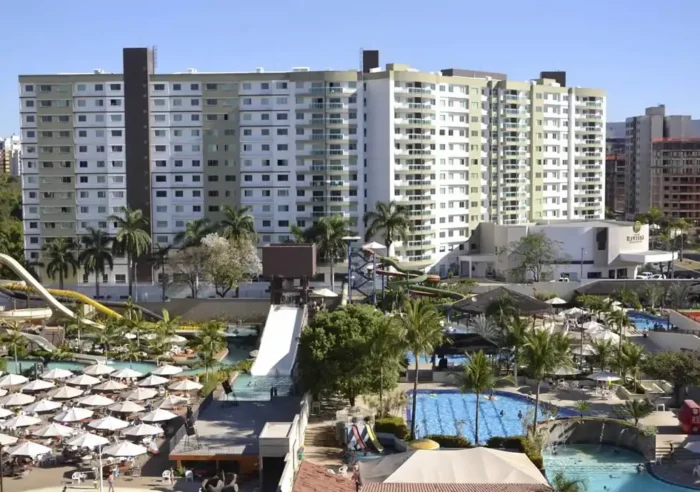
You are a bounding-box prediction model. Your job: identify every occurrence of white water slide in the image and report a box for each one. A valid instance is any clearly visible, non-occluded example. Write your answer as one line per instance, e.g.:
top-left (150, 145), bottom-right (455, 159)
top-left (250, 305), bottom-right (306, 377)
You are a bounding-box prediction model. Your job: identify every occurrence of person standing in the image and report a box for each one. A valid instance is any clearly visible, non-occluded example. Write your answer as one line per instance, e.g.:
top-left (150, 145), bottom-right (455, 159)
top-left (107, 471), bottom-right (115, 492)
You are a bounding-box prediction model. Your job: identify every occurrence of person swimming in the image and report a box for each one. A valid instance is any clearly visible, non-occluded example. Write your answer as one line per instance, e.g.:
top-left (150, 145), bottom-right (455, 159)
top-left (637, 463), bottom-right (644, 474)
top-left (499, 410), bottom-right (504, 417)
top-left (517, 410), bottom-right (523, 419)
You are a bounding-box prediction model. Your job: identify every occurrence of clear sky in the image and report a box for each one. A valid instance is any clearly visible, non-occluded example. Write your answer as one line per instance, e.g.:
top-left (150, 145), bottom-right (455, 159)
top-left (1, 0), bottom-right (699, 136)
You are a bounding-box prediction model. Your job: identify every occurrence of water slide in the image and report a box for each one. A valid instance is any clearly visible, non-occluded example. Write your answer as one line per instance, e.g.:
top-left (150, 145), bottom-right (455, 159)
top-left (250, 305), bottom-right (306, 377)
top-left (376, 256), bottom-right (466, 302)
top-left (0, 307), bottom-right (52, 321)
top-left (365, 424), bottom-right (384, 453)
top-left (350, 424), bottom-right (367, 451)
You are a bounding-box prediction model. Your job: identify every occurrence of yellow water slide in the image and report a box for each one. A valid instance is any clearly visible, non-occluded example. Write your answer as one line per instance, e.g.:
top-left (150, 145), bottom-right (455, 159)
top-left (5, 284), bottom-right (122, 320)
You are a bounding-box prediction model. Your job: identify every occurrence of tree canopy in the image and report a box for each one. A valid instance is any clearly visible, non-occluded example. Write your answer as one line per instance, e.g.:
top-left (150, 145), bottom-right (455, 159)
top-left (500, 232), bottom-right (568, 282)
top-left (644, 351), bottom-right (700, 405)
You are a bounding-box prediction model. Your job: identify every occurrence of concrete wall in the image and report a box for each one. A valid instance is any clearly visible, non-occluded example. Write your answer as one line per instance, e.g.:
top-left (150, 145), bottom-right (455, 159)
top-left (648, 331), bottom-right (700, 352)
top-left (669, 311), bottom-right (700, 333)
top-left (139, 298), bottom-right (271, 323)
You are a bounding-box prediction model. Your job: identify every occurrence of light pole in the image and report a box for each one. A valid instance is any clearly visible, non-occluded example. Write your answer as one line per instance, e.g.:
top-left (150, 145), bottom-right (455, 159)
top-left (580, 248), bottom-right (585, 281)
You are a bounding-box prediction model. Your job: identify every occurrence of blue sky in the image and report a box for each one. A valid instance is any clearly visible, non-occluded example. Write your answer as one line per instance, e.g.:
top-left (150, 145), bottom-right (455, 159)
top-left (1, 0), bottom-right (698, 135)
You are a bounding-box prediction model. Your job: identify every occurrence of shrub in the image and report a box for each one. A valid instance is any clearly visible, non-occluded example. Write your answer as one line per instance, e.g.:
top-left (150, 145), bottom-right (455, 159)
top-left (375, 416), bottom-right (409, 440)
top-left (423, 434), bottom-right (472, 448)
top-left (486, 435), bottom-right (543, 469)
top-left (232, 359), bottom-right (254, 373)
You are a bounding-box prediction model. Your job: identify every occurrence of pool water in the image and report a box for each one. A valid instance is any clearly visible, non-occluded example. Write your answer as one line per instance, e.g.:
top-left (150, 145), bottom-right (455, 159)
top-left (405, 353), bottom-right (469, 367)
top-left (627, 311), bottom-right (670, 331)
top-left (545, 444), bottom-right (689, 492)
top-left (408, 389), bottom-right (574, 443)
top-left (228, 374), bottom-right (294, 401)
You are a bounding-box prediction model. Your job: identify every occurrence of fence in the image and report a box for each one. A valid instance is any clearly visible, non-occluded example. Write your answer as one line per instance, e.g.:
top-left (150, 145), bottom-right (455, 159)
top-left (277, 393), bottom-right (311, 492)
top-left (165, 391), bottom-right (214, 455)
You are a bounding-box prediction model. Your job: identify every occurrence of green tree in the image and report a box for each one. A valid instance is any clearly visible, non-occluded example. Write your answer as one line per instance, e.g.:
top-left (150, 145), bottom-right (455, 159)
top-left (670, 218), bottom-right (691, 260)
top-left (667, 282), bottom-right (693, 310)
top-left (615, 400), bottom-right (654, 426)
top-left (503, 315), bottom-right (530, 383)
top-left (363, 201), bottom-right (411, 254)
top-left (92, 319), bottom-right (123, 355)
top-left (574, 400), bottom-right (590, 418)
top-left (644, 351), bottom-right (700, 406)
top-left (0, 175), bottom-right (24, 278)
top-left (108, 207), bottom-right (151, 298)
top-left (550, 472), bottom-right (587, 492)
top-left (64, 307), bottom-right (87, 350)
top-left (620, 342), bottom-right (646, 388)
top-left (639, 283), bottom-right (665, 310)
top-left (147, 333), bottom-right (170, 365)
top-left (219, 205), bottom-right (256, 243)
top-left (189, 321), bottom-right (226, 378)
top-left (368, 316), bottom-right (403, 413)
top-left (605, 310), bottom-right (632, 372)
top-left (41, 237), bottom-right (79, 289)
top-left (79, 227), bottom-right (114, 298)
top-left (396, 299), bottom-right (445, 440)
top-left (501, 232), bottom-right (568, 282)
top-left (452, 350), bottom-right (495, 444)
top-left (313, 215), bottom-right (349, 292)
top-left (149, 244), bottom-right (171, 302)
top-left (155, 309), bottom-right (180, 338)
top-left (466, 315), bottom-right (500, 344)
top-left (485, 292), bottom-right (519, 330)
top-left (118, 341), bottom-right (144, 369)
top-left (0, 322), bottom-right (28, 368)
top-left (590, 339), bottom-right (615, 372)
top-left (174, 218), bottom-right (213, 248)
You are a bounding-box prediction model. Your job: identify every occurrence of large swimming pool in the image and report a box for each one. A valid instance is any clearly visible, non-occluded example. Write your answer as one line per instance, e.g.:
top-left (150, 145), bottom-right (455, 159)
top-left (545, 444), bottom-right (690, 492)
top-left (627, 311), bottom-right (670, 331)
top-left (407, 389), bottom-right (575, 443)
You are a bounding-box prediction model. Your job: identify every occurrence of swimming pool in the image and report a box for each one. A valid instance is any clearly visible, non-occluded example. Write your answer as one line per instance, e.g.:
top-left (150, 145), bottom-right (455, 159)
top-left (545, 444), bottom-right (690, 492)
top-left (627, 311), bottom-right (670, 331)
top-left (405, 353), bottom-right (469, 367)
top-left (228, 374), bottom-right (294, 401)
top-left (407, 389), bottom-right (575, 443)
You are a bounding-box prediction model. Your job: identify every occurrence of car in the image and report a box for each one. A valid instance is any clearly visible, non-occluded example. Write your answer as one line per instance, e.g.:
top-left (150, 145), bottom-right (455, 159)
top-left (650, 274), bottom-right (667, 279)
top-left (636, 273), bottom-right (652, 280)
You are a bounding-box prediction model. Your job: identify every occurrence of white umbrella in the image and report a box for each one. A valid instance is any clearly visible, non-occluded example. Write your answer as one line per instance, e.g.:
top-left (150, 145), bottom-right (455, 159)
top-left (588, 329), bottom-right (620, 343)
top-left (55, 407), bottom-right (94, 422)
top-left (0, 374), bottom-right (28, 387)
top-left (6, 441), bottom-right (51, 458)
top-left (166, 335), bottom-right (187, 344)
top-left (66, 432), bottom-right (110, 449)
top-left (545, 297), bottom-right (567, 305)
top-left (588, 371), bottom-right (621, 382)
top-left (102, 441), bottom-right (147, 457)
top-left (89, 416), bottom-right (129, 431)
top-left (77, 394), bottom-right (115, 407)
top-left (83, 364), bottom-right (115, 376)
top-left (142, 333), bottom-right (157, 341)
top-left (684, 442), bottom-right (700, 453)
top-left (111, 368), bottom-right (144, 379)
top-left (67, 374), bottom-right (101, 386)
top-left (362, 241), bottom-right (386, 251)
top-left (552, 367), bottom-right (582, 376)
top-left (122, 423), bottom-right (164, 437)
top-left (32, 422), bottom-right (74, 438)
top-left (156, 395), bottom-right (187, 410)
top-left (4, 414), bottom-right (41, 429)
top-left (563, 307), bottom-right (586, 317)
top-left (141, 408), bottom-right (177, 423)
top-left (24, 398), bottom-right (62, 413)
top-left (578, 344), bottom-right (596, 357)
top-left (123, 387), bottom-right (157, 401)
top-left (582, 321), bottom-right (603, 331)
top-left (21, 379), bottom-right (55, 392)
top-left (138, 375), bottom-right (169, 387)
top-left (0, 389), bottom-right (7, 397)
top-left (168, 379), bottom-right (203, 391)
top-left (310, 288), bottom-right (338, 298)
top-left (0, 433), bottom-right (17, 446)
top-left (108, 401), bottom-right (145, 414)
top-left (151, 365), bottom-right (183, 376)
top-left (0, 393), bottom-right (35, 407)
top-left (48, 385), bottom-right (83, 399)
top-left (0, 408), bottom-right (14, 418)
top-left (41, 368), bottom-right (73, 380)
top-left (93, 380), bottom-right (128, 392)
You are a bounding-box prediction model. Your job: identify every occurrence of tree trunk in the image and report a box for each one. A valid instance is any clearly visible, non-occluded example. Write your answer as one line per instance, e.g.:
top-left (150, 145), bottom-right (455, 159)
top-left (59, 270), bottom-right (64, 290)
top-left (379, 365), bottom-right (384, 416)
top-left (410, 358), bottom-right (419, 440)
top-left (128, 253), bottom-right (134, 298)
top-left (330, 260), bottom-right (335, 292)
top-left (475, 392), bottom-right (481, 445)
top-left (95, 271), bottom-right (100, 298)
top-left (681, 233), bottom-right (685, 261)
top-left (532, 380), bottom-right (541, 436)
top-left (513, 349), bottom-right (519, 384)
top-left (161, 263), bottom-right (166, 301)
top-left (617, 323), bottom-right (623, 372)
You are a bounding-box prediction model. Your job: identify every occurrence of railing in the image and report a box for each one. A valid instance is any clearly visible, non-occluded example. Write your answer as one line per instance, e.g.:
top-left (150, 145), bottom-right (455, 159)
top-left (166, 391), bottom-right (214, 454)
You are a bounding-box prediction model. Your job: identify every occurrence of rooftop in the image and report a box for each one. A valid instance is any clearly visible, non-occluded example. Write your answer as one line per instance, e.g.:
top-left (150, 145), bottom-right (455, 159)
top-left (292, 461), bottom-right (356, 492)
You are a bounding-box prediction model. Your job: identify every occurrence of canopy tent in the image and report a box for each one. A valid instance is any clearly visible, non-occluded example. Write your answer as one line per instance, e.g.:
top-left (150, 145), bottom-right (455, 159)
top-left (451, 287), bottom-right (553, 316)
top-left (21, 379), bottom-right (55, 392)
top-left (40, 368), bottom-right (73, 380)
top-left (545, 297), bottom-right (568, 305)
top-left (6, 442), bottom-right (52, 458)
top-left (66, 433), bottom-right (110, 449)
top-left (83, 363), bottom-right (115, 376)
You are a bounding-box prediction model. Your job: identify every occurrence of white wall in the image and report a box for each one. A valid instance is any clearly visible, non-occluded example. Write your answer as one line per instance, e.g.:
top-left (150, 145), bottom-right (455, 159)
top-left (648, 331), bottom-right (700, 352)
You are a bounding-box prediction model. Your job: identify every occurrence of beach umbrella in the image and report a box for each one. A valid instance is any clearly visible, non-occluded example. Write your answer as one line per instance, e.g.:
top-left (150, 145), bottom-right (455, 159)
top-left (111, 368), bottom-right (143, 379)
top-left (41, 368), bottom-right (73, 380)
top-left (684, 442), bottom-right (700, 453)
top-left (67, 374), bottom-right (101, 387)
top-left (77, 394), bottom-right (115, 407)
top-left (0, 393), bottom-right (35, 407)
top-left (552, 367), bottom-right (582, 376)
top-left (141, 408), bottom-right (177, 423)
top-left (156, 395), bottom-right (187, 410)
top-left (55, 407), bottom-right (94, 423)
top-left (32, 422), bottom-right (75, 438)
top-left (166, 335), bottom-right (187, 344)
top-left (151, 365), bottom-right (182, 376)
top-left (168, 379), bottom-right (203, 391)
top-left (89, 416), bottom-right (129, 431)
top-left (0, 374), bottom-right (28, 387)
top-left (66, 432), bottom-right (109, 449)
top-left (142, 333), bottom-right (157, 341)
top-left (0, 433), bottom-right (17, 446)
top-left (48, 385), bottom-right (83, 400)
top-left (0, 408), bottom-right (14, 418)
top-left (108, 401), bottom-right (145, 414)
top-left (587, 371), bottom-right (621, 382)
top-left (310, 288), bottom-right (338, 298)
top-left (83, 363), bottom-right (115, 376)
top-left (138, 375), bottom-right (169, 387)
top-left (102, 441), bottom-right (147, 457)
top-left (21, 379), bottom-right (55, 392)
top-left (3, 414), bottom-right (41, 429)
top-left (123, 387), bottom-right (157, 401)
top-left (24, 398), bottom-right (62, 413)
top-left (93, 380), bottom-right (128, 392)
top-left (6, 441), bottom-right (52, 458)
top-left (0, 389), bottom-right (7, 397)
top-left (563, 307), bottom-right (586, 317)
top-left (582, 321), bottom-right (603, 331)
top-left (122, 423), bottom-right (164, 437)
top-left (588, 328), bottom-right (620, 343)
top-left (545, 297), bottom-right (567, 305)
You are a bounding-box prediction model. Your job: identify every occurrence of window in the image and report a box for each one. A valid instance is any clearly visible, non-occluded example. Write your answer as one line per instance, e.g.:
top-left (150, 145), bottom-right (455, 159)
top-left (109, 83), bottom-right (121, 91)
top-left (278, 175), bottom-right (289, 182)
top-left (25, 84), bottom-right (34, 92)
top-left (174, 176), bottom-right (183, 182)
top-left (109, 99), bottom-right (121, 106)
top-left (94, 84), bottom-right (104, 91)
top-left (173, 83), bottom-right (181, 91)
top-left (155, 160), bottom-right (166, 167)
top-left (190, 83), bottom-right (199, 90)
top-left (155, 176), bottom-right (167, 182)
top-left (153, 84), bottom-right (165, 91)
top-left (277, 113), bottom-right (288, 120)
top-left (277, 144), bottom-right (288, 151)
top-left (156, 191), bottom-right (167, 197)
top-left (109, 114), bottom-right (121, 122)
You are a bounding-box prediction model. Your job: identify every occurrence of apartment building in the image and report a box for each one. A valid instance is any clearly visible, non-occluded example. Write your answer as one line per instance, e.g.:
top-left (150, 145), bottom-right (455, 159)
top-left (605, 137), bottom-right (626, 215)
top-left (651, 137), bottom-right (700, 225)
top-left (0, 135), bottom-right (21, 175)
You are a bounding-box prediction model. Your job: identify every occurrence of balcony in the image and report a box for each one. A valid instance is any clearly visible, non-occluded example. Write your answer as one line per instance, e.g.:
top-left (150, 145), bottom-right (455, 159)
top-left (407, 209), bottom-right (434, 217)
top-left (407, 87), bottom-right (432, 94)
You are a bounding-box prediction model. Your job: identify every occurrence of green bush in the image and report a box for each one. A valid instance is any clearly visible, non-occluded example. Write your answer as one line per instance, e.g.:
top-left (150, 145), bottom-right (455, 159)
top-left (423, 434), bottom-right (472, 448)
top-left (232, 359), bottom-right (254, 373)
top-left (375, 416), bottom-right (409, 440)
top-left (486, 435), bottom-right (543, 469)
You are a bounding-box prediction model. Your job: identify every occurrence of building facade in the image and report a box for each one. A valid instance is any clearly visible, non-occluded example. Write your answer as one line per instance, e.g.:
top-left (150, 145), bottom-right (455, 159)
top-left (605, 137), bottom-right (626, 215)
top-left (651, 138), bottom-right (700, 225)
top-left (0, 135), bottom-right (21, 175)
top-left (19, 48), bottom-right (605, 291)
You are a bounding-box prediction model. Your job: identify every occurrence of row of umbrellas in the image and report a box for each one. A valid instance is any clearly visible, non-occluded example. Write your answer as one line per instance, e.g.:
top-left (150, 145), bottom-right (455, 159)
top-left (0, 407), bottom-right (178, 430)
top-left (3, 438), bottom-right (149, 460)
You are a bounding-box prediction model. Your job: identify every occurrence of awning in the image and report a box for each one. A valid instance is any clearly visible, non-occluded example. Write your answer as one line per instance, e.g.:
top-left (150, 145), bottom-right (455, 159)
top-left (617, 251), bottom-right (677, 264)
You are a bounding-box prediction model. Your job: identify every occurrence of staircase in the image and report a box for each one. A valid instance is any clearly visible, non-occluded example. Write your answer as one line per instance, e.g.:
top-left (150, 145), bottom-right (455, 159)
top-left (304, 423), bottom-right (338, 447)
top-left (406, 369), bottom-right (433, 383)
top-left (655, 442), bottom-right (697, 462)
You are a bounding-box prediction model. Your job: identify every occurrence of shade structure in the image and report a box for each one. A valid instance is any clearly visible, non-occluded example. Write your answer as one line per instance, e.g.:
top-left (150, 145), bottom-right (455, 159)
top-left (684, 441), bottom-right (700, 453)
top-left (48, 385), bottom-right (83, 400)
top-left (552, 366), bottom-right (582, 376)
top-left (102, 441), bottom-right (147, 457)
top-left (83, 363), bottom-right (115, 376)
top-left (582, 321), bottom-right (604, 331)
top-left (587, 371), bottom-right (621, 382)
top-left (93, 379), bottom-right (128, 392)
top-left (545, 297), bottom-right (567, 305)
top-left (310, 288), bottom-right (338, 298)
top-left (588, 328), bottom-right (620, 343)
top-left (122, 423), bottom-right (164, 437)
top-left (0, 392), bottom-right (36, 407)
top-left (141, 408), bottom-right (177, 422)
top-left (88, 415), bottom-right (129, 431)
top-left (0, 389), bottom-right (7, 397)
top-left (156, 394), bottom-right (187, 410)
top-left (77, 394), bottom-right (115, 407)
top-left (24, 398), bottom-right (62, 413)
top-left (6, 441), bottom-right (52, 458)
top-left (111, 368), bottom-right (144, 379)
top-left (32, 422), bottom-right (75, 438)
top-left (138, 375), bottom-right (169, 387)
top-left (563, 307), bottom-right (586, 317)
top-left (108, 400), bottom-right (145, 414)
top-left (0, 433), bottom-right (18, 446)
top-left (3, 414), bottom-right (41, 429)
top-left (0, 374), bottom-right (28, 387)
top-left (168, 379), bottom-right (203, 391)
top-left (66, 432), bottom-right (110, 449)
top-left (41, 368), bottom-right (73, 380)
top-left (166, 335), bottom-right (187, 344)
top-left (408, 439), bottom-right (440, 450)
top-left (123, 387), bottom-right (157, 401)
top-left (55, 407), bottom-right (94, 423)
top-left (21, 379), bottom-right (55, 392)
top-left (67, 374), bottom-right (101, 387)
top-left (0, 408), bottom-right (14, 418)
top-left (452, 287), bottom-right (553, 316)
top-left (151, 365), bottom-right (183, 376)
top-left (362, 241), bottom-right (386, 251)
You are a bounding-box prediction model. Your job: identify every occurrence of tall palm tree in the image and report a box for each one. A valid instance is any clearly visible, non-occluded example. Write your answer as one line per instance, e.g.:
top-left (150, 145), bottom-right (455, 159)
top-left (621, 342), bottom-right (646, 387)
top-left (503, 315), bottom-right (530, 382)
top-left (79, 227), bottom-right (114, 298)
top-left (0, 322), bottom-right (28, 368)
top-left (667, 282), bottom-right (693, 309)
top-left (616, 399), bottom-right (654, 426)
top-left (41, 237), bottom-right (79, 289)
top-left (550, 472), bottom-right (586, 492)
top-left (92, 318), bottom-right (123, 355)
top-left (155, 309), bottom-right (180, 338)
top-left (121, 299), bottom-right (145, 345)
top-left (671, 217), bottom-right (691, 261)
top-left (315, 215), bottom-right (349, 291)
top-left (369, 316), bottom-right (403, 413)
top-left (65, 307), bottom-right (87, 350)
top-left (119, 341), bottom-right (143, 369)
top-left (219, 205), bottom-right (256, 244)
top-left (452, 350), bottom-right (495, 444)
top-left (605, 310), bottom-right (632, 372)
top-left (363, 201), bottom-right (411, 255)
top-left (590, 338), bottom-right (614, 372)
top-left (190, 321), bottom-right (226, 378)
top-left (174, 218), bottom-right (213, 248)
top-left (108, 207), bottom-right (151, 298)
top-left (396, 299), bottom-right (445, 440)
top-left (466, 314), bottom-right (500, 343)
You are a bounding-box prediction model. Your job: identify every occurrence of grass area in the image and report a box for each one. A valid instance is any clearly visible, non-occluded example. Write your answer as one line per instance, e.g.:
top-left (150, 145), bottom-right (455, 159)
top-left (674, 259), bottom-right (700, 271)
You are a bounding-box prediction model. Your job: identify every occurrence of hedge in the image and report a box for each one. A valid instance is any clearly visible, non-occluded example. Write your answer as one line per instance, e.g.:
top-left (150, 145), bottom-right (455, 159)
top-left (423, 434), bottom-right (472, 448)
top-left (486, 436), bottom-right (543, 469)
top-left (375, 416), bottom-right (409, 440)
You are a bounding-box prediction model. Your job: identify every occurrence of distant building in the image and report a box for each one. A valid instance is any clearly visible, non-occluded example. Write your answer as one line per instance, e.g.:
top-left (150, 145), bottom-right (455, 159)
top-left (0, 135), bottom-right (21, 175)
top-left (651, 137), bottom-right (700, 226)
top-left (605, 137), bottom-right (626, 214)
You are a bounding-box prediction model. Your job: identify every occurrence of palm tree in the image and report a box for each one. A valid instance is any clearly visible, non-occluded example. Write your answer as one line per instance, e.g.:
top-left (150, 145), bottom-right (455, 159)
top-left (195, 350), bottom-right (219, 378)
top-left (363, 201), bottom-right (411, 255)
top-left (314, 215), bottom-right (349, 291)
top-left (119, 341), bottom-right (144, 369)
top-left (108, 207), bottom-right (151, 298)
top-left (79, 227), bottom-right (114, 298)
top-left (639, 283), bottom-right (665, 310)
top-left (605, 310), bottom-right (632, 372)
top-left (174, 218), bottom-right (213, 248)
top-left (149, 244), bottom-right (171, 302)
top-left (466, 314), bottom-right (500, 343)
top-left (92, 319), bottom-right (122, 355)
top-left (453, 350), bottom-right (495, 444)
top-left (616, 399), bottom-right (654, 426)
top-left (670, 218), bottom-right (691, 261)
top-left (503, 315), bottom-right (530, 382)
top-left (521, 329), bottom-right (572, 433)
top-left (590, 339), bottom-right (615, 372)
top-left (369, 317), bottom-right (403, 413)
top-left (147, 333), bottom-right (170, 366)
top-left (396, 299), bottom-right (445, 440)
top-left (574, 400), bottom-right (590, 418)
top-left (190, 321), bottom-right (226, 378)
top-left (0, 322), bottom-right (28, 368)
top-left (65, 307), bottom-right (87, 350)
top-left (550, 472), bottom-right (586, 492)
top-left (667, 282), bottom-right (693, 309)
top-left (155, 309), bottom-right (180, 338)
top-left (621, 342), bottom-right (646, 388)
top-left (121, 299), bottom-right (145, 345)
top-left (41, 237), bottom-right (79, 289)
top-left (219, 205), bottom-right (256, 243)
